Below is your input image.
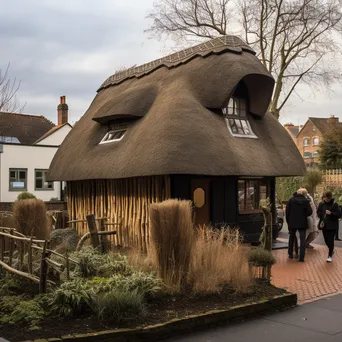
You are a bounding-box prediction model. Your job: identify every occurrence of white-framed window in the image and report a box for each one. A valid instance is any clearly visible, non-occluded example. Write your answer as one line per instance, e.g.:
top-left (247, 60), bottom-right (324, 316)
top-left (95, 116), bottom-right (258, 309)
top-left (303, 138), bottom-right (310, 146)
top-left (223, 98), bottom-right (257, 138)
top-left (100, 129), bottom-right (126, 144)
top-left (313, 137), bottom-right (319, 146)
top-left (9, 168), bottom-right (27, 191)
top-left (35, 169), bottom-right (54, 190)
top-left (313, 151), bottom-right (319, 157)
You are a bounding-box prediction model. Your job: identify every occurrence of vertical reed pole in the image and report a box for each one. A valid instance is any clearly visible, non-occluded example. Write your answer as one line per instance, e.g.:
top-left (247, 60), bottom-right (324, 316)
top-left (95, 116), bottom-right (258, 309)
top-left (99, 218), bottom-right (108, 254)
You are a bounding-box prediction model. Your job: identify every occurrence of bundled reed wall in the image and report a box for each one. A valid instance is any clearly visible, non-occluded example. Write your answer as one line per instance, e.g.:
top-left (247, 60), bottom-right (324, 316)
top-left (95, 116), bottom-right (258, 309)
top-left (66, 176), bottom-right (171, 250)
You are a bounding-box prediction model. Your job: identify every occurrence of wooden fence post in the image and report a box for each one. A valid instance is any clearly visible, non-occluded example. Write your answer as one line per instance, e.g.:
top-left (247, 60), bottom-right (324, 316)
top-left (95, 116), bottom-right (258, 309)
top-left (86, 214), bottom-right (100, 249)
top-left (99, 218), bottom-right (108, 254)
top-left (39, 241), bottom-right (48, 294)
top-left (8, 229), bottom-right (14, 267)
top-left (28, 237), bottom-right (33, 274)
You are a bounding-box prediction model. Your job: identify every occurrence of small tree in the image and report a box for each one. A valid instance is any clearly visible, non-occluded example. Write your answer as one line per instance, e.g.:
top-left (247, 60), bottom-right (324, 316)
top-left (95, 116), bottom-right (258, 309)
top-left (276, 176), bottom-right (304, 202)
top-left (303, 168), bottom-right (322, 194)
top-left (319, 125), bottom-right (342, 169)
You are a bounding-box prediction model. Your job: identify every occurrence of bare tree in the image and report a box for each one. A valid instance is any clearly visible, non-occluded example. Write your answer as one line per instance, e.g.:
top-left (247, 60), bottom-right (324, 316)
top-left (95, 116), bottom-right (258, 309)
top-left (147, 0), bottom-right (342, 119)
top-left (0, 63), bottom-right (23, 113)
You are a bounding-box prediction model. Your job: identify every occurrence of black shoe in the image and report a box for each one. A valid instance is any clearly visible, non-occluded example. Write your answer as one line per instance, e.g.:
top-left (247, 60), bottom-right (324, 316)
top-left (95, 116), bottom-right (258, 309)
top-left (335, 238), bottom-right (341, 241)
top-left (298, 259), bottom-right (304, 262)
top-left (288, 255), bottom-right (294, 259)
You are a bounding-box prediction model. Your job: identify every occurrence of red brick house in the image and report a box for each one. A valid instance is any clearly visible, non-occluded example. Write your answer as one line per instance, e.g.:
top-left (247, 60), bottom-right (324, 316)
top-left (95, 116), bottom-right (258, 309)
top-left (284, 115), bottom-right (341, 167)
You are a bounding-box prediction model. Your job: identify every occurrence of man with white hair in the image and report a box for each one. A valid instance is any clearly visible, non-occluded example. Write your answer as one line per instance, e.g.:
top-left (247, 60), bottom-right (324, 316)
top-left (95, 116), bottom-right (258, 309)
top-left (286, 188), bottom-right (313, 262)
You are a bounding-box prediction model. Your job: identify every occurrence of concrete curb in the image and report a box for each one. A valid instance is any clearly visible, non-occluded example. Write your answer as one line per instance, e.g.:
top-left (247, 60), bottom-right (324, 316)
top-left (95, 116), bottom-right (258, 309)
top-left (26, 293), bottom-right (297, 342)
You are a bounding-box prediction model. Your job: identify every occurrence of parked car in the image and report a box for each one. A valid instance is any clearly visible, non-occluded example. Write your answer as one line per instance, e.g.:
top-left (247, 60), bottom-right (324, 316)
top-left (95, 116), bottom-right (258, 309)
top-left (276, 199), bottom-right (284, 231)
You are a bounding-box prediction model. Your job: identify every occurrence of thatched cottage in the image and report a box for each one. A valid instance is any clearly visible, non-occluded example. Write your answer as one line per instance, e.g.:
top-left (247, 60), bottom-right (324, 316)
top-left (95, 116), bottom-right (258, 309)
top-left (49, 36), bottom-right (305, 247)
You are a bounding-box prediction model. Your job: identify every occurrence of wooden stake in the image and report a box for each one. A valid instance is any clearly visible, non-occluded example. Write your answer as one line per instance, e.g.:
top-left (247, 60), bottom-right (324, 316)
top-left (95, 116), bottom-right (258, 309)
top-left (39, 241), bottom-right (48, 294)
top-left (99, 218), bottom-right (108, 253)
top-left (86, 214), bottom-right (100, 249)
top-left (28, 237), bottom-right (33, 274)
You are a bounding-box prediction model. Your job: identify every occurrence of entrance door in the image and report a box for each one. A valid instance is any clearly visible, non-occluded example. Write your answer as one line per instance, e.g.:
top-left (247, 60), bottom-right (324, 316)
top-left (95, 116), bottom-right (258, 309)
top-left (191, 179), bottom-right (211, 226)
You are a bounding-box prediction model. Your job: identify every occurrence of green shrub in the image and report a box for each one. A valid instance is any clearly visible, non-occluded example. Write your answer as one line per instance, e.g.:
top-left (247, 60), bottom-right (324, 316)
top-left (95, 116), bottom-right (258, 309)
top-left (71, 247), bottom-right (132, 278)
top-left (0, 298), bottom-right (45, 331)
top-left (0, 276), bottom-right (22, 296)
top-left (91, 290), bottom-right (145, 323)
top-left (49, 279), bottom-right (92, 316)
top-left (248, 248), bottom-right (276, 267)
top-left (107, 272), bottom-right (162, 297)
top-left (17, 191), bottom-right (36, 200)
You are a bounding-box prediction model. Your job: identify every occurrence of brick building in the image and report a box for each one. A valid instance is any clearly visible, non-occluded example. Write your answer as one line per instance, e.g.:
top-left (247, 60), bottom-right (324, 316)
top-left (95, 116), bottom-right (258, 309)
top-left (284, 115), bottom-right (341, 167)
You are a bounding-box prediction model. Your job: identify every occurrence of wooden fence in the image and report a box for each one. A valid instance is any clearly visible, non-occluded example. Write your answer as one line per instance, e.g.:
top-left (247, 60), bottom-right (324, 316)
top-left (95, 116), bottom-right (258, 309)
top-left (317, 169), bottom-right (342, 193)
top-left (0, 214), bottom-right (117, 292)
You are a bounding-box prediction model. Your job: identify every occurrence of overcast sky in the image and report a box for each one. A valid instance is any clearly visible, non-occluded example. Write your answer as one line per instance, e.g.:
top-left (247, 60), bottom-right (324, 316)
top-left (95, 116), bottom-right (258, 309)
top-left (1, 0), bottom-right (341, 126)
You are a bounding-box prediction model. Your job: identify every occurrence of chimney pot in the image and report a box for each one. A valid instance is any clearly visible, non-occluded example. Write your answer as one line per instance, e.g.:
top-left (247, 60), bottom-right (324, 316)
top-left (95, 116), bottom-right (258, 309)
top-left (60, 96), bottom-right (66, 104)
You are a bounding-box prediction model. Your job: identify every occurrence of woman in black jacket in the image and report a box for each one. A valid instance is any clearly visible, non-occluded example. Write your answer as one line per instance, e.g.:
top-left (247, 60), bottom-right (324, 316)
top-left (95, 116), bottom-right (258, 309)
top-left (317, 191), bottom-right (341, 262)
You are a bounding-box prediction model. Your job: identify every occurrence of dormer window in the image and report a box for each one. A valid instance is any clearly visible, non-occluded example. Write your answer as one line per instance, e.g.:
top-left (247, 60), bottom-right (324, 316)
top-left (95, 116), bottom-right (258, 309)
top-left (223, 97), bottom-right (257, 138)
top-left (100, 129), bottom-right (126, 144)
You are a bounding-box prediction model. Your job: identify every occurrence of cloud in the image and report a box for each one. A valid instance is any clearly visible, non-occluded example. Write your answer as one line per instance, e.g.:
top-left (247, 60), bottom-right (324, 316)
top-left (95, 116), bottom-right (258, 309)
top-left (0, 0), bottom-right (341, 126)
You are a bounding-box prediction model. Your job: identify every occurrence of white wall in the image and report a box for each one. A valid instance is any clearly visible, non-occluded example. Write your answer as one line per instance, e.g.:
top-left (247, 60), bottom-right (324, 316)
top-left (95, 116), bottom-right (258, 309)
top-left (36, 124), bottom-right (72, 146)
top-left (0, 144), bottom-right (62, 202)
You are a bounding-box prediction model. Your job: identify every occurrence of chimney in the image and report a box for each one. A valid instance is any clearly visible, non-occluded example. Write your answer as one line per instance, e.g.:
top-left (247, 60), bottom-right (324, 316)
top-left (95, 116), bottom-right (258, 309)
top-left (57, 95), bottom-right (68, 125)
top-left (328, 114), bottom-right (339, 125)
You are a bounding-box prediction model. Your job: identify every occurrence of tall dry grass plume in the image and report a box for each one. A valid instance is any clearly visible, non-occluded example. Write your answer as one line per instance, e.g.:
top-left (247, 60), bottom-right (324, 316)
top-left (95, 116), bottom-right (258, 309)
top-left (0, 212), bottom-right (15, 228)
top-left (149, 199), bottom-right (195, 292)
top-left (191, 226), bottom-right (252, 294)
top-left (149, 200), bottom-right (252, 294)
top-left (13, 199), bottom-right (50, 239)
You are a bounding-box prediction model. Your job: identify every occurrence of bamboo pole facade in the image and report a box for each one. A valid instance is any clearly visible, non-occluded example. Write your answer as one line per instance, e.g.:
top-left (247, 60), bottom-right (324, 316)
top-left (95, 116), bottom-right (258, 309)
top-left (66, 176), bottom-right (171, 250)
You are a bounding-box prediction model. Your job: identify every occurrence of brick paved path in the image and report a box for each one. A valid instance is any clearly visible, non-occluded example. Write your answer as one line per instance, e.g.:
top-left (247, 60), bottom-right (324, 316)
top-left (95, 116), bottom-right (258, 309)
top-left (271, 243), bottom-right (342, 303)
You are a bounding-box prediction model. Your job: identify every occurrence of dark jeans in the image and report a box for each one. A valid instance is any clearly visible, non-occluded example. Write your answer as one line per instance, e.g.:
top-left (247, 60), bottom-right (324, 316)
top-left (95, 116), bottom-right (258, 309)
top-left (323, 230), bottom-right (335, 257)
top-left (289, 229), bottom-right (306, 261)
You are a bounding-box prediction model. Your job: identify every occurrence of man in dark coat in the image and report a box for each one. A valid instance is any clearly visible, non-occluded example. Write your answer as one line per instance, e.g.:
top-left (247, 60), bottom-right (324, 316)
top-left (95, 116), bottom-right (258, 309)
top-left (317, 191), bottom-right (341, 262)
top-left (286, 189), bottom-right (312, 262)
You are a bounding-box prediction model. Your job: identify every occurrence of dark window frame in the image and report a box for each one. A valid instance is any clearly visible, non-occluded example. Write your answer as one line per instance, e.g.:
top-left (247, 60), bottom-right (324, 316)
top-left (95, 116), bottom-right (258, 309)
top-left (35, 169), bottom-right (54, 191)
top-left (238, 178), bottom-right (268, 214)
top-left (223, 96), bottom-right (257, 139)
top-left (9, 168), bottom-right (27, 191)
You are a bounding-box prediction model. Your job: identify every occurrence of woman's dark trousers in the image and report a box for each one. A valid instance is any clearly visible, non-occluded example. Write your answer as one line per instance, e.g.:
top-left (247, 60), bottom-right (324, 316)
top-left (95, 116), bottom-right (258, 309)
top-left (323, 230), bottom-right (335, 257)
top-left (288, 229), bottom-right (306, 261)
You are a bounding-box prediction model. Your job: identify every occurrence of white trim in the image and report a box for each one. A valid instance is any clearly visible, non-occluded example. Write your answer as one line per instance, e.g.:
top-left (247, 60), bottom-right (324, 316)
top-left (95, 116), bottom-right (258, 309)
top-left (99, 129), bottom-right (126, 144)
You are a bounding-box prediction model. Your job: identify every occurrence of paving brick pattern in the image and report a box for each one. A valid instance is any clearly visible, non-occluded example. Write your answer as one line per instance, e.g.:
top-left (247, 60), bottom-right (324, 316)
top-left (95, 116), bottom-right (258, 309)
top-left (271, 244), bottom-right (342, 304)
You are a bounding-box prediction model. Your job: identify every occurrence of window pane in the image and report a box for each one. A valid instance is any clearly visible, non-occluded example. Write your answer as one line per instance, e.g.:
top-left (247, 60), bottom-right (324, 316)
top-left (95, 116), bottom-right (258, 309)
top-left (227, 99), bottom-right (234, 115)
top-left (238, 180), bottom-right (245, 211)
top-left (241, 120), bottom-right (251, 135)
top-left (36, 179), bottom-right (43, 189)
top-left (19, 171), bottom-right (26, 179)
top-left (235, 120), bottom-right (244, 135)
top-left (10, 170), bottom-right (16, 179)
top-left (260, 185), bottom-right (267, 200)
top-left (246, 180), bottom-right (259, 210)
top-left (36, 171), bottom-right (42, 178)
top-left (228, 119), bottom-right (238, 134)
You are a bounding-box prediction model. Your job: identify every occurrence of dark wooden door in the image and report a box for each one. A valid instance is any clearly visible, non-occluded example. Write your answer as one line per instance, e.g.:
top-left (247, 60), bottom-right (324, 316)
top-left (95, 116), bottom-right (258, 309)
top-left (191, 179), bottom-right (211, 226)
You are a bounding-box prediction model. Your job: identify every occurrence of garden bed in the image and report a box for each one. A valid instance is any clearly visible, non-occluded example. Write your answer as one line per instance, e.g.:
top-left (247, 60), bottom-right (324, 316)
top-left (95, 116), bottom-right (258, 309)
top-left (0, 281), bottom-right (288, 342)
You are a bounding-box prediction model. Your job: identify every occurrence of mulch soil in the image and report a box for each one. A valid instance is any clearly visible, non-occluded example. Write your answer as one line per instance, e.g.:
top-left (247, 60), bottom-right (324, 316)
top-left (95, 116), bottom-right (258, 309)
top-left (0, 282), bottom-right (286, 342)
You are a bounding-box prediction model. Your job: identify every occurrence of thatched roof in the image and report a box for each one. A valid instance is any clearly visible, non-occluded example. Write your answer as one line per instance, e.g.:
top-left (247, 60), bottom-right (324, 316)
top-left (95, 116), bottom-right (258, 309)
top-left (48, 36), bottom-right (305, 181)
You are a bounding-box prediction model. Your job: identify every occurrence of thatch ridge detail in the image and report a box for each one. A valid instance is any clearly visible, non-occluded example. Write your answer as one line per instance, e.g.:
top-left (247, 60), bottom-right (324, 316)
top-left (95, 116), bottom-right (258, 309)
top-left (98, 36), bottom-right (255, 91)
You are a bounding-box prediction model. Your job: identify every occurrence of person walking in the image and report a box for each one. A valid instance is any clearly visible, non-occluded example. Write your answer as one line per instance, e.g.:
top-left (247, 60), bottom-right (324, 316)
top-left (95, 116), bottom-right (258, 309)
top-left (317, 191), bottom-right (341, 262)
top-left (305, 190), bottom-right (320, 248)
top-left (286, 189), bottom-right (313, 262)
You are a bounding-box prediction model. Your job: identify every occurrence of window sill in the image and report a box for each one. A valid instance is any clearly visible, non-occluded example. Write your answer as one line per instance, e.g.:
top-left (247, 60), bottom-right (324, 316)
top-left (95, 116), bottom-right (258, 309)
top-left (35, 189), bottom-right (55, 191)
top-left (9, 189), bottom-right (27, 192)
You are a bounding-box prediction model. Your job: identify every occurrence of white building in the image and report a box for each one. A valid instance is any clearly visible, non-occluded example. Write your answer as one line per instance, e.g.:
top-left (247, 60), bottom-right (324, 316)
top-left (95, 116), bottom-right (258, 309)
top-left (0, 96), bottom-right (72, 202)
